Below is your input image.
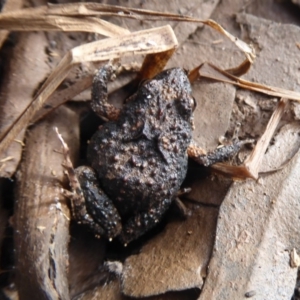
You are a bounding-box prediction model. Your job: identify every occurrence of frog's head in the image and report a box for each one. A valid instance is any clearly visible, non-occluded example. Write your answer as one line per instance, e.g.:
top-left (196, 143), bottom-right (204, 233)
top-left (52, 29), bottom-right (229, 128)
top-left (141, 68), bottom-right (196, 120)
top-left (156, 68), bottom-right (196, 121)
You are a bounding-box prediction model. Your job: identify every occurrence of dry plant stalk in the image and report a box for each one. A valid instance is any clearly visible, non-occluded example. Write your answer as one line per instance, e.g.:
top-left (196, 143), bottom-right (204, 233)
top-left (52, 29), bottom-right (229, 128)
top-left (243, 98), bottom-right (288, 178)
top-left (198, 63), bottom-right (300, 101)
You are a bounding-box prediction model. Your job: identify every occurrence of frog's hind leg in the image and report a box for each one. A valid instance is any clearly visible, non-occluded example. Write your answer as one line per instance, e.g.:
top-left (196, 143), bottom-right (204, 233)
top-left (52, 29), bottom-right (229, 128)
top-left (56, 128), bottom-right (122, 241)
top-left (119, 198), bottom-right (172, 246)
top-left (74, 166), bottom-right (122, 240)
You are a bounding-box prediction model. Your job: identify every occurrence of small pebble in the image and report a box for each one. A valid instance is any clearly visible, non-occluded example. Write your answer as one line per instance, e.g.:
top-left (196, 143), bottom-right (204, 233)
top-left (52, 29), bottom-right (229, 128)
top-left (245, 290), bottom-right (256, 298)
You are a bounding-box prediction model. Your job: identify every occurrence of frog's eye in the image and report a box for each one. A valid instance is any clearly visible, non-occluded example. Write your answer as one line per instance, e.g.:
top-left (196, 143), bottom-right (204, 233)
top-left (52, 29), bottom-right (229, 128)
top-left (138, 78), bottom-right (150, 88)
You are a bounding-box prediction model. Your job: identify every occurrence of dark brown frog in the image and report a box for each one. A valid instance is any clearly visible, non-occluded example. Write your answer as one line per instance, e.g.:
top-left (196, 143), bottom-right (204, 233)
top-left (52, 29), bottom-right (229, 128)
top-left (72, 65), bottom-right (195, 244)
top-left (64, 64), bottom-right (249, 245)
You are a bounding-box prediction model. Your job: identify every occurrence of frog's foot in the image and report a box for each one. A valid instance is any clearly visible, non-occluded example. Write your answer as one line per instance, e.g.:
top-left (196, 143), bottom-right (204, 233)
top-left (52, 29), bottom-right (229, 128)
top-left (188, 125), bottom-right (255, 167)
top-left (56, 128), bottom-right (122, 240)
top-left (119, 198), bottom-right (172, 246)
top-left (91, 64), bottom-right (121, 121)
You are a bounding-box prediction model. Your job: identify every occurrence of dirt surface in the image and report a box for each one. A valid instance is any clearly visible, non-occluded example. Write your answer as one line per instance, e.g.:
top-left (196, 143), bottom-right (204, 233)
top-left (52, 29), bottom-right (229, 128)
top-left (1, 0), bottom-right (300, 300)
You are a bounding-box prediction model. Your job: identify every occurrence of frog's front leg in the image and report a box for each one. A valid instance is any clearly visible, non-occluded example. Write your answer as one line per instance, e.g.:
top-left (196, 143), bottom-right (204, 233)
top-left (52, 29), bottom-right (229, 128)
top-left (91, 64), bottom-right (121, 121)
top-left (188, 141), bottom-right (244, 166)
top-left (188, 138), bottom-right (254, 167)
top-left (119, 198), bottom-right (173, 245)
top-left (188, 123), bottom-right (256, 166)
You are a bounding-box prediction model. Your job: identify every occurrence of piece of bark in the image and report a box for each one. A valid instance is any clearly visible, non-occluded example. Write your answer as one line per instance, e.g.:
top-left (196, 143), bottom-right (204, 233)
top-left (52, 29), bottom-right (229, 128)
top-left (0, 31), bottom-right (51, 177)
top-left (122, 204), bottom-right (218, 298)
top-left (14, 105), bottom-right (79, 300)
